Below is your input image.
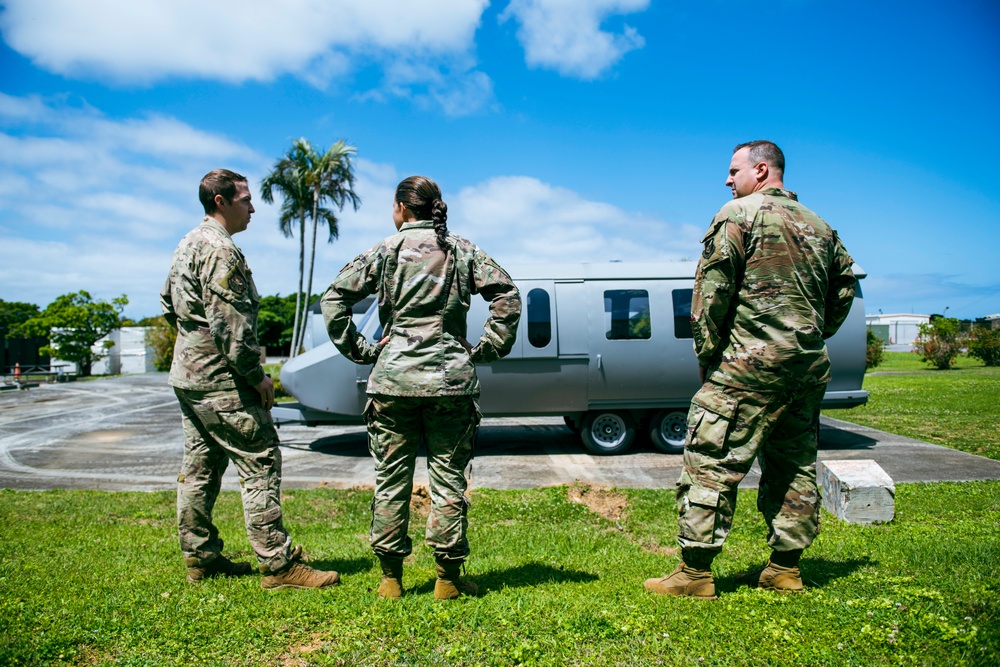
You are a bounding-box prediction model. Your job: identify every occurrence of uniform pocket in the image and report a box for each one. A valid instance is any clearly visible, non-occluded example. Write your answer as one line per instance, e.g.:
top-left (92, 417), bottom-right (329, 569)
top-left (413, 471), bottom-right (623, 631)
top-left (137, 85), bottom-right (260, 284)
top-left (687, 384), bottom-right (738, 454)
top-left (213, 393), bottom-right (276, 452)
top-left (678, 484), bottom-right (721, 545)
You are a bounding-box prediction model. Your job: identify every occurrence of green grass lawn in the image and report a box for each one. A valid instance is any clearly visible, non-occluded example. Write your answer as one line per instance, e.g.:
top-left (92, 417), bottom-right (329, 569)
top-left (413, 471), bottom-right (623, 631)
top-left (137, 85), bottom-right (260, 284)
top-left (1, 482), bottom-right (997, 666)
top-left (826, 352), bottom-right (1000, 460)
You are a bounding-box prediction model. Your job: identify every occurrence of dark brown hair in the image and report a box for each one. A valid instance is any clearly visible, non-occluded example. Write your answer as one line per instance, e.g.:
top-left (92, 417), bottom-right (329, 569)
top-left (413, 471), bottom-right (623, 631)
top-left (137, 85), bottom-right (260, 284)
top-left (395, 175), bottom-right (448, 249)
top-left (199, 169), bottom-right (247, 214)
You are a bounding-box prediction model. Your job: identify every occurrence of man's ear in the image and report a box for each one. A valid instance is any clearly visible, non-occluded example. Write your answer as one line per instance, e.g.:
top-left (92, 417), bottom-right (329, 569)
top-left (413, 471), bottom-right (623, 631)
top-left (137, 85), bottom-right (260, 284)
top-left (754, 161), bottom-right (769, 182)
top-left (214, 193), bottom-right (227, 211)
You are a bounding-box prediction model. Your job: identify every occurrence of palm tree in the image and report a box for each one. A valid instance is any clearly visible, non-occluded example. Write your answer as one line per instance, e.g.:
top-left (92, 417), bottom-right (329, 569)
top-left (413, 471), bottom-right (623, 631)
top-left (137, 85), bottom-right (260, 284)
top-left (261, 138), bottom-right (360, 357)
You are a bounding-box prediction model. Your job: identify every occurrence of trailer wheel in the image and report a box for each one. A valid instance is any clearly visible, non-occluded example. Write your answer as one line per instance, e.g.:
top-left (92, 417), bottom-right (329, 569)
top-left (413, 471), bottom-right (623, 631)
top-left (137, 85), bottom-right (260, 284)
top-left (580, 411), bottom-right (636, 455)
top-left (649, 410), bottom-right (688, 454)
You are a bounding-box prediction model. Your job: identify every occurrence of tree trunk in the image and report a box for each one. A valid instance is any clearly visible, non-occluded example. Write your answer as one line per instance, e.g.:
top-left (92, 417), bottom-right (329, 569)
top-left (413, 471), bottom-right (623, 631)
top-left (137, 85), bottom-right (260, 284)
top-left (298, 189), bottom-right (321, 355)
top-left (289, 213), bottom-right (306, 358)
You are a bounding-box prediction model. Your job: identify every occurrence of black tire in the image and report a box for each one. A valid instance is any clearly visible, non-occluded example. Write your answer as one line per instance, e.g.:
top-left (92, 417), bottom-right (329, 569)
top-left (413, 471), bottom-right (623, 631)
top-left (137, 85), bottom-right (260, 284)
top-left (648, 409), bottom-right (688, 454)
top-left (580, 410), bottom-right (636, 455)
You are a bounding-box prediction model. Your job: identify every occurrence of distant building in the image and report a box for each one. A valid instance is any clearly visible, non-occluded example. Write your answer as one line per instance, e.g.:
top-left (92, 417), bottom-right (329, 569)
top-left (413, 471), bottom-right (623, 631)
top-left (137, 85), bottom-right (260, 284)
top-left (865, 313), bottom-right (930, 346)
top-left (52, 327), bottom-right (156, 375)
top-left (981, 314), bottom-right (1000, 330)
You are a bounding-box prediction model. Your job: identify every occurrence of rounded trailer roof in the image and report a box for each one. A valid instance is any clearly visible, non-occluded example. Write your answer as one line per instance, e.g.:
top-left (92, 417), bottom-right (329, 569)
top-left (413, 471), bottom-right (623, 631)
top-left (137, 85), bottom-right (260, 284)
top-left (504, 261), bottom-right (866, 281)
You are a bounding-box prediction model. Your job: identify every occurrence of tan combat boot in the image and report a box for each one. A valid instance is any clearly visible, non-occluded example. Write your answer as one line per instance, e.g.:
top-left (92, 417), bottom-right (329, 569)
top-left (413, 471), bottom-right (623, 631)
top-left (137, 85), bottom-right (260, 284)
top-left (644, 563), bottom-right (717, 600)
top-left (261, 561), bottom-right (341, 590)
top-left (377, 556), bottom-right (404, 599)
top-left (187, 554), bottom-right (253, 583)
top-left (737, 561), bottom-right (804, 593)
top-left (434, 559), bottom-right (479, 600)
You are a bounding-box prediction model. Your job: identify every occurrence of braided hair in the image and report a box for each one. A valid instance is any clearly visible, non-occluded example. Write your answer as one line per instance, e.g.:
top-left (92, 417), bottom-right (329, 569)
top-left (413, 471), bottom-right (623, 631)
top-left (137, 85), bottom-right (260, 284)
top-left (395, 176), bottom-right (449, 250)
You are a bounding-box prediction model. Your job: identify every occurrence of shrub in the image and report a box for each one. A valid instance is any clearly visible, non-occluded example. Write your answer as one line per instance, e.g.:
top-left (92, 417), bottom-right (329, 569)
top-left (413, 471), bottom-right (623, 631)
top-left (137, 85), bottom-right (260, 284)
top-left (968, 325), bottom-right (1000, 366)
top-left (914, 317), bottom-right (963, 370)
top-left (144, 316), bottom-right (176, 372)
top-left (865, 328), bottom-right (885, 369)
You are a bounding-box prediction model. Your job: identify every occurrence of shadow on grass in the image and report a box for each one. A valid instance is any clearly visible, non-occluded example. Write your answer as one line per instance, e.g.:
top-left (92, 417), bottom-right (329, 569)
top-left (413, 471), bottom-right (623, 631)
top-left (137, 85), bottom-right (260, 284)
top-left (408, 561), bottom-right (599, 595)
top-left (307, 556), bottom-right (373, 578)
top-left (714, 556), bottom-right (873, 593)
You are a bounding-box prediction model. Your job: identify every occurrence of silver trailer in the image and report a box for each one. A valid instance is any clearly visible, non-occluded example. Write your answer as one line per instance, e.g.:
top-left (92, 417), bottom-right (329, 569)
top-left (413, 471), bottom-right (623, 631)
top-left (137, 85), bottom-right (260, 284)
top-left (275, 261), bottom-right (869, 455)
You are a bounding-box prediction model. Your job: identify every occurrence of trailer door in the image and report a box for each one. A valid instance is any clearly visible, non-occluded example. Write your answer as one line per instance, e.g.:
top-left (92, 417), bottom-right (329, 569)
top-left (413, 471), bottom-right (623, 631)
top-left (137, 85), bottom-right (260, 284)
top-left (587, 280), bottom-right (670, 406)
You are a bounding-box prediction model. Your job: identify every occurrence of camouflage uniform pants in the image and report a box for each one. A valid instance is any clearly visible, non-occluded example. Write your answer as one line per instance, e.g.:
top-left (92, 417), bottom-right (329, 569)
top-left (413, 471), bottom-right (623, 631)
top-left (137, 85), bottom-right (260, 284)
top-left (174, 387), bottom-right (293, 573)
top-left (364, 394), bottom-right (480, 562)
top-left (677, 380), bottom-right (827, 555)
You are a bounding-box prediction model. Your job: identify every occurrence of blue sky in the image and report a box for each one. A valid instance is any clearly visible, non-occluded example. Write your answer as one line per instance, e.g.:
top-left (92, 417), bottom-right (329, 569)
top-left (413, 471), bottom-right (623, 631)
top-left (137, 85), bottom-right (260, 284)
top-left (1, 0), bottom-right (998, 321)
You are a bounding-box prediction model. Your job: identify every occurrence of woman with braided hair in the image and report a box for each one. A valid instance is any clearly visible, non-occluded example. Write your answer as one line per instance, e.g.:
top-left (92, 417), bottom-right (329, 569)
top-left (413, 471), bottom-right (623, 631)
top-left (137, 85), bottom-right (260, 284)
top-left (321, 175), bottom-right (521, 599)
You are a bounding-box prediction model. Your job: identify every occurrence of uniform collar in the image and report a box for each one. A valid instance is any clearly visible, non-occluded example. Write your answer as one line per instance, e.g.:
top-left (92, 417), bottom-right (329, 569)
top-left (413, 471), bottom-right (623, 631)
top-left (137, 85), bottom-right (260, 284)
top-left (759, 187), bottom-right (798, 201)
top-left (201, 215), bottom-right (233, 238)
top-left (399, 219), bottom-right (435, 231)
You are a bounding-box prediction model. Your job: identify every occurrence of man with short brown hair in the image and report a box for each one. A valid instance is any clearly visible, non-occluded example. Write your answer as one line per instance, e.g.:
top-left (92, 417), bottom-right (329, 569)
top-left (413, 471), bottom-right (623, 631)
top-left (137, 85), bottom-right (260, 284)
top-left (162, 168), bottom-right (339, 589)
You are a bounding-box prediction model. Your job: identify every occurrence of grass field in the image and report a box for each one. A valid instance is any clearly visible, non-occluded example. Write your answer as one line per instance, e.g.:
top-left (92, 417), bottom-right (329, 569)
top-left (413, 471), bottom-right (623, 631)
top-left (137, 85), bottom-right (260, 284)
top-left (826, 351), bottom-right (1000, 460)
top-left (1, 481), bottom-right (997, 666)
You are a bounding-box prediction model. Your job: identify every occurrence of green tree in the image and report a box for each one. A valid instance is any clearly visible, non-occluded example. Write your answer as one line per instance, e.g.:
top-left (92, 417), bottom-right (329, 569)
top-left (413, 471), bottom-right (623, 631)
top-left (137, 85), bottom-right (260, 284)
top-left (968, 325), bottom-right (1000, 367)
top-left (258, 293), bottom-right (301, 355)
top-left (866, 328), bottom-right (885, 369)
top-left (0, 299), bottom-right (40, 339)
top-left (13, 291), bottom-right (128, 376)
top-left (261, 138), bottom-right (360, 357)
top-left (143, 315), bottom-right (177, 372)
top-left (915, 317), bottom-right (963, 370)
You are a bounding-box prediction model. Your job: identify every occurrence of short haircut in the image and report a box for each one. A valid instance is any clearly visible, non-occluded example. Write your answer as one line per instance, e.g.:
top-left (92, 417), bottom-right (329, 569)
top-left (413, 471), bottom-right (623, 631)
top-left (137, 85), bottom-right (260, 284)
top-left (734, 140), bottom-right (785, 175)
top-left (199, 169), bottom-right (247, 214)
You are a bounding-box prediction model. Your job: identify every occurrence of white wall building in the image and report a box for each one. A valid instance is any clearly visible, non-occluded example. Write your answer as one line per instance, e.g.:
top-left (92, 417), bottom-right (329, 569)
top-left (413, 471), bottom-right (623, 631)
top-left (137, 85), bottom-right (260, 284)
top-left (865, 313), bottom-right (930, 345)
top-left (52, 327), bottom-right (156, 375)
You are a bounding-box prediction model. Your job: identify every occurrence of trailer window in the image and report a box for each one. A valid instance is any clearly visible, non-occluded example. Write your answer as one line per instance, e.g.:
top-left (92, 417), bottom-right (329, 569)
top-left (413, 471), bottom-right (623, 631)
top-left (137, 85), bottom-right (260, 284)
top-left (526, 288), bottom-right (552, 348)
top-left (604, 290), bottom-right (651, 340)
top-left (672, 289), bottom-right (693, 339)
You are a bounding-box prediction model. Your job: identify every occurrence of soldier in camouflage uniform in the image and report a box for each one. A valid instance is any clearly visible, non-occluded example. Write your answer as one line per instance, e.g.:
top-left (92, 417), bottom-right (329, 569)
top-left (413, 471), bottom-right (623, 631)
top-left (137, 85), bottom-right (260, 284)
top-left (162, 169), bottom-right (339, 589)
top-left (644, 142), bottom-right (856, 599)
top-left (322, 175), bottom-right (521, 599)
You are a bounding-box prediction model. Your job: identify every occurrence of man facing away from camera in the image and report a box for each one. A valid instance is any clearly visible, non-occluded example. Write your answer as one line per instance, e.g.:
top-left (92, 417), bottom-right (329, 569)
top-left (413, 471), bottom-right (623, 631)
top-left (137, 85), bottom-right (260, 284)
top-left (644, 141), bottom-right (856, 599)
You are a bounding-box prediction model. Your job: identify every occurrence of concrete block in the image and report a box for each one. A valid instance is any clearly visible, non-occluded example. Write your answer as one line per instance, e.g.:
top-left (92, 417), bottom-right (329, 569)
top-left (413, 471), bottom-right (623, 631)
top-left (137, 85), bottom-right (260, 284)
top-left (818, 459), bottom-right (895, 524)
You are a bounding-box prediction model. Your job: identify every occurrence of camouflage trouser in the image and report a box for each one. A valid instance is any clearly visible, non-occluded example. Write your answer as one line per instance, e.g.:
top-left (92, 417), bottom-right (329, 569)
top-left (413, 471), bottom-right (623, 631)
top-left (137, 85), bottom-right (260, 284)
top-left (174, 387), bottom-right (293, 573)
top-left (364, 394), bottom-right (480, 562)
top-left (677, 380), bottom-right (827, 555)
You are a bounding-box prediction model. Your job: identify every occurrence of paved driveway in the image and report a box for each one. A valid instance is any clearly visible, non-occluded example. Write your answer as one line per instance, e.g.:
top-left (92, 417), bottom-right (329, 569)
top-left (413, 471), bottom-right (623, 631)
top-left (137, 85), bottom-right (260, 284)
top-left (2, 374), bottom-right (999, 491)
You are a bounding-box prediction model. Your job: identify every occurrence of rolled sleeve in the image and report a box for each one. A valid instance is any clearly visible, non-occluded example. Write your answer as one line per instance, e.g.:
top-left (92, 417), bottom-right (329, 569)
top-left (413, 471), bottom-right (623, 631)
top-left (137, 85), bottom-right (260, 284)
top-left (469, 252), bottom-right (521, 364)
top-left (322, 251), bottom-right (383, 365)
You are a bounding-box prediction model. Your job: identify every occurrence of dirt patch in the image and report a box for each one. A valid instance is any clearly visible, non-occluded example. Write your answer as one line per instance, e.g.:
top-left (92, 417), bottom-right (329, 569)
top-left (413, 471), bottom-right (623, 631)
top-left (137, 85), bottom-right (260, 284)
top-left (277, 633), bottom-right (326, 667)
top-left (568, 483), bottom-right (629, 523)
top-left (410, 485), bottom-right (431, 519)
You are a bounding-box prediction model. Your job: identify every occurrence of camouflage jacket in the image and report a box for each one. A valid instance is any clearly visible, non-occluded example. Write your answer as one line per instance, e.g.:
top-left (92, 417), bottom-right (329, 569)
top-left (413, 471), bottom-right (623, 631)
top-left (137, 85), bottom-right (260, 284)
top-left (692, 188), bottom-right (856, 390)
top-left (160, 217), bottom-right (266, 391)
top-left (321, 220), bottom-right (521, 397)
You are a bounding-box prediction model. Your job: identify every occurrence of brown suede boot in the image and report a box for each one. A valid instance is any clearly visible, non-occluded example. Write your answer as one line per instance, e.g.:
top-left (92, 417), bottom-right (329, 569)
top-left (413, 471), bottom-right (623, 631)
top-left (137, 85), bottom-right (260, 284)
top-left (737, 562), bottom-right (804, 593)
top-left (187, 554), bottom-right (253, 583)
top-left (261, 561), bottom-right (341, 590)
top-left (377, 556), bottom-right (404, 599)
top-left (434, 559), bottom-right (478, 600)
top-left (644, 563), bottom-right (717, 600)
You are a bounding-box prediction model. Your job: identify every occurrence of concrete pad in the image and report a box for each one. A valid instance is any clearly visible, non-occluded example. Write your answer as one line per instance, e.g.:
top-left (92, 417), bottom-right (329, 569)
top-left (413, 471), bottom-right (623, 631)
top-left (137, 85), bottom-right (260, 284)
top-left (1, 374), bottom-right (999, 492)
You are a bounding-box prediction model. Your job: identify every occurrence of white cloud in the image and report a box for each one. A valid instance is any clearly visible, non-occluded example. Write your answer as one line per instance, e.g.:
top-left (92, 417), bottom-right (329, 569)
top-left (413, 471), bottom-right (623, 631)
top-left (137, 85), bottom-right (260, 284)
top-left (0, 0), bottom-right (494, 115)
top-left (450, 175), bottom-right (702, 265)
top-left (500, 0), bottom-right (649, 79)
top-left (0, 94), bottom-right (700, 319)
